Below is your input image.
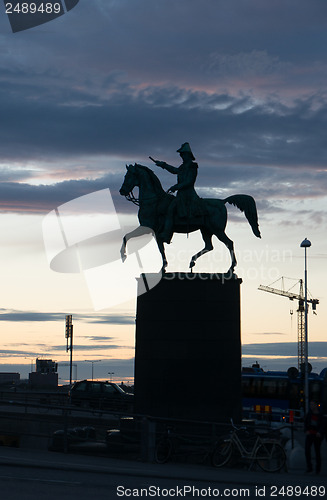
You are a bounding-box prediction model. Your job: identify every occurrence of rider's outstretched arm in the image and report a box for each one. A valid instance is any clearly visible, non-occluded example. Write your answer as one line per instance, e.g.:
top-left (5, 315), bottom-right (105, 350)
top-left (159, 162), bottom-right (179, 175)
top-left (150, 157), bottom-right (179, 175)
top-left (162, 163), bottom-right (179, 174)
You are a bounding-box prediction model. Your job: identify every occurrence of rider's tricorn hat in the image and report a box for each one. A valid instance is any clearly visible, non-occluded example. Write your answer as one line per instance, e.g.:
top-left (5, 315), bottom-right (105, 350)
top-left (177, 142), bottom-right (195, 160)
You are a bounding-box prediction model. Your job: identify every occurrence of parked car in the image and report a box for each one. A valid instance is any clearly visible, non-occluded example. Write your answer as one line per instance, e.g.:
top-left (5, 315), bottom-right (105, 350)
top-left (69, 380), bottom-right (134, 411)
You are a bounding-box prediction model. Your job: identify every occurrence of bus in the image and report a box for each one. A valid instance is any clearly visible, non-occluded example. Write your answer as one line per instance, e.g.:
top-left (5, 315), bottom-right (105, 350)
top-left (242, 364), bottom-right (327, 420)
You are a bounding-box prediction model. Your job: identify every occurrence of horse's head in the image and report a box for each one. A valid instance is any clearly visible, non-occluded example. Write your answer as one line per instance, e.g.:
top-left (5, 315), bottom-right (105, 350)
top-left (119, 163), bottom-right (166, 207)
top-left (119, 164), bottom-right (138, 196)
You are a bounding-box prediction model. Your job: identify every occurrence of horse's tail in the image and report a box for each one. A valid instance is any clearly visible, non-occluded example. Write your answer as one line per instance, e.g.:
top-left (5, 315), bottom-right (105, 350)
top-left (223, 194), bottom-right (261, 238)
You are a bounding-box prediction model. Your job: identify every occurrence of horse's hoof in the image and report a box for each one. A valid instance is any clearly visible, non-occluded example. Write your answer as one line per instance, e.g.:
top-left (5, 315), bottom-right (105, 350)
top-left (226, 267), bottom-right (236, 278)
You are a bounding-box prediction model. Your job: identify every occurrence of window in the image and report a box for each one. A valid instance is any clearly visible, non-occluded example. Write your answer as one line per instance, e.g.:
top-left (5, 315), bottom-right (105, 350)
top-left (103, 384), bottom-right (116, 394)
top-left (89, 382), bottom-right (102, 393)
top-left (75, 382), bottom-right (87, 392)
top-left (276, 380), bottom-right (288, 397)
top-left (262, 379), bottom-right (276, 396)
top-left (310, 381), bottom-right (321, 402)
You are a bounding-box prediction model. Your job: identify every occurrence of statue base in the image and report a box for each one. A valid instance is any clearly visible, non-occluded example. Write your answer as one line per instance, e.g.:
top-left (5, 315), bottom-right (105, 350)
top-left (134, 272), bottom-right (242, 423)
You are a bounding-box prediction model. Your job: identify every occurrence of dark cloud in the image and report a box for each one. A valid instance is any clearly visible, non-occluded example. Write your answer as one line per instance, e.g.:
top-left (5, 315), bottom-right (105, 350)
top-left (243, 341), bottom-right (327, 357)
top-left (2, 1), bottom-right (327, 96)
top-left (0, 176), bottom-right (122, 213)
top-left (0, 309), bottom-right (135, 325)
top-left (36, 0), bottom-right (327, 89)
top-left (84, 315), bottom-right (135, 325)
top-left (0, 167), bottom-right (33, 182)
top-left (83, 336), bottom-right (116, 342)
top-left (1, 80), bottom-right (327, 169)
top-left (0, 0), bottom-right (327, 215)
top-left (0, 350), bottom-right (42, 358)
top-left (0, 309), bottom-right (65, 322)
top-left (50, 344), bottom-right (131, 351)
top-left (1, 157), bottom-right (326, 218)
top-left (1, 338), bottom-right (133, 356)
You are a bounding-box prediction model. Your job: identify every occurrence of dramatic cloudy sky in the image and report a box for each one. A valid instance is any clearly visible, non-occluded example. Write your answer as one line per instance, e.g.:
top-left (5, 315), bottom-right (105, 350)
top-left (0, 0), bottom-right (326, 382)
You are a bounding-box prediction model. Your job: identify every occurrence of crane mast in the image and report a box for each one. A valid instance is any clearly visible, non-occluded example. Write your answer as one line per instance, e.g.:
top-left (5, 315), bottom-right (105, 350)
top-left (258, 278), bottom-right (318, 370)
top-left (297, 280), bottom-right (305, 374)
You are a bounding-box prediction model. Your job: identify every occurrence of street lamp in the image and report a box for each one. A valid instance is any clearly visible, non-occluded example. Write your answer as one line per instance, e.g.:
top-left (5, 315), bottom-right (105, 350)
top-left (85, 360), bottom-right (101, 381)
top-left (300, 237), bottom-right (311, 414)
top-left (108, 372), bottom-right (114, 382)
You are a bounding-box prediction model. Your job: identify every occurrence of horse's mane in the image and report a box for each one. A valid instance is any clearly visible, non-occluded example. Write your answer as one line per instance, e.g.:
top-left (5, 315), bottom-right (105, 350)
top-left (134, 164), bottom-right (166, 195)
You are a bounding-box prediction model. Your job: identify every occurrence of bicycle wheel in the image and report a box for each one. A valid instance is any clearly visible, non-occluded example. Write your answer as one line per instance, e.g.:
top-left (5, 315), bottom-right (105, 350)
top-left (211, 439), bottom-right (233, 468)
top-left (155, 438), bottom-right (173, 464)
top-left (255, 441), bottom-right (286, 472)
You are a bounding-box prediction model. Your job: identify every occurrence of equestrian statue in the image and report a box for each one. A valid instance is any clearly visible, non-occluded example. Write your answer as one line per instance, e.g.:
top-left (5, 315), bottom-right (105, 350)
top-left (119, 142), bottom-right (261, 273)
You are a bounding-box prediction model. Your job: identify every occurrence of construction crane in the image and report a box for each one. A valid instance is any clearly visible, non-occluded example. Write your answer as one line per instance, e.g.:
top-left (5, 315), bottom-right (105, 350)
top-left (258, 277), bottom-right (319, 371)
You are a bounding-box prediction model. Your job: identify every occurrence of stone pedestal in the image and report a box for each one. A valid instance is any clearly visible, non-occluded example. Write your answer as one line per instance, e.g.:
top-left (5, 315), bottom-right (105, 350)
top-left (134, 273), bottom-right (242, 423)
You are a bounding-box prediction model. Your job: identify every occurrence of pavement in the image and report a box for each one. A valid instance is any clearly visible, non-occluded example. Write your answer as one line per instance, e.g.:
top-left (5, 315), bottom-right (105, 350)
top-left (0, 437), bottom-right (326, 489)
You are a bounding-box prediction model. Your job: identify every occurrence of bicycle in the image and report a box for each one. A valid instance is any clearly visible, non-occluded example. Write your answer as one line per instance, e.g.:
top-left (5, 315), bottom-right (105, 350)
top-left (212, 421), bottom-right (286, 472)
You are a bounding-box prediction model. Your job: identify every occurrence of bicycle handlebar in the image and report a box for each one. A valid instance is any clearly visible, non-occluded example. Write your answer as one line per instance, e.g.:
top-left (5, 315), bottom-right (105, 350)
top-left (230, 418), bottom-right (247, 431)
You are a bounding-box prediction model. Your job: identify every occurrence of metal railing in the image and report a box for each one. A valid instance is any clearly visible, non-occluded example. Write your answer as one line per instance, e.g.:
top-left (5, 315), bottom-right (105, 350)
top-left (0, 393), bottom-right (295, 467)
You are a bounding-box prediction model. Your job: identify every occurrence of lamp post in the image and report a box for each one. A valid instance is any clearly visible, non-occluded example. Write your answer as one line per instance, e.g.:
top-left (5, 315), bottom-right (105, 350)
top-left (300, 237), bottom-right (311, 414)
top-left (108, 372), bottom-right (114, 382)
top-left (85, 360), bottom-right (100, 381)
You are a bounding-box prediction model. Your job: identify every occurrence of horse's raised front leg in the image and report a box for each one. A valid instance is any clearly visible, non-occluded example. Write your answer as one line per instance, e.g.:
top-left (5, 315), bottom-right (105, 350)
top-left (216, 230), bottom-right (237, 273)
top-left (120, 226), bottom-right (153, 262)
top-left (189, 230), bottom-right (214, 270)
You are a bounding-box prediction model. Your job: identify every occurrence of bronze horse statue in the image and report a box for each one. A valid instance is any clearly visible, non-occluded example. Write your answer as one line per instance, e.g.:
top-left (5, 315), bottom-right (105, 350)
top-left (119, 163), bottom-right (261, 273)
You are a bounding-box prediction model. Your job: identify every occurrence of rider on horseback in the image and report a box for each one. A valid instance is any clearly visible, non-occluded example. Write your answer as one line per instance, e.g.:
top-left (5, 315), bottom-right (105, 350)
top-left (120, 155), bottom-right (260, 272)
top-left (152, 142), bottom-right (206, 243)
